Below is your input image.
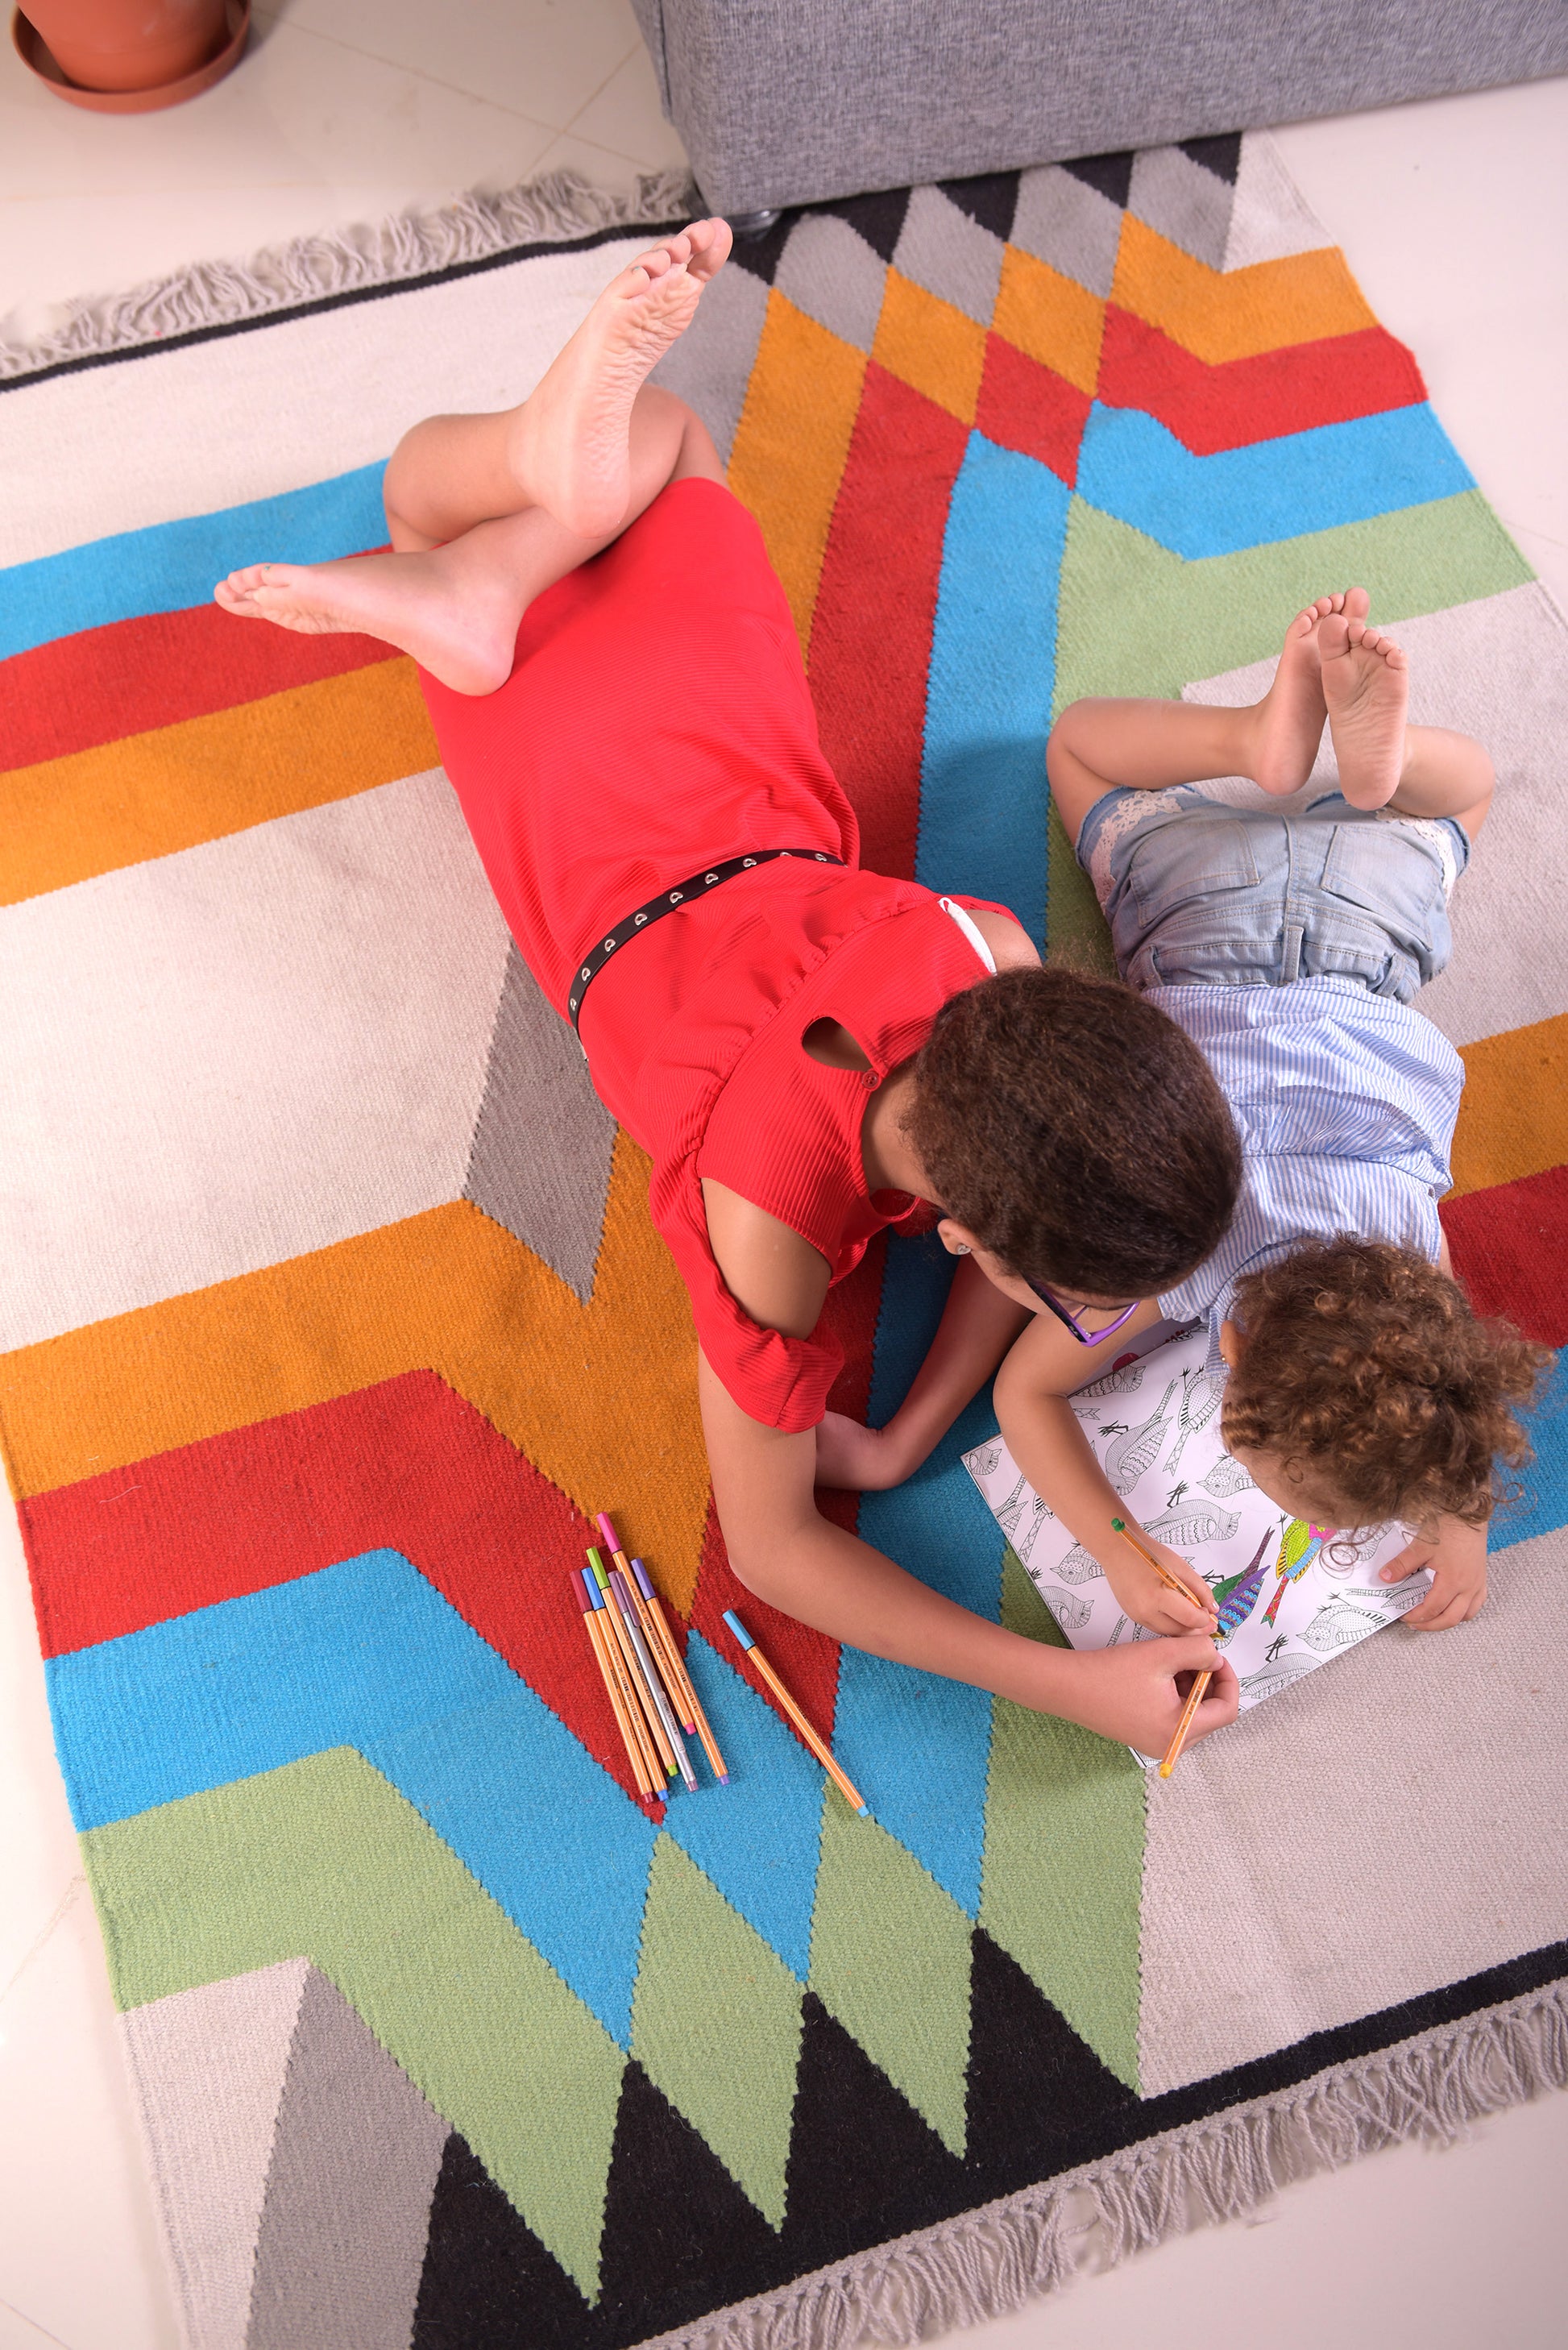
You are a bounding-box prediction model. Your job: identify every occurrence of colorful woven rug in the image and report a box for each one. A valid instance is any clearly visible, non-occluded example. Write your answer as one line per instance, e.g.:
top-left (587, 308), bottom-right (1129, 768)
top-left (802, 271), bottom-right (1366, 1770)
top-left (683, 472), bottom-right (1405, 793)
top-left (2, 139), bottom-right (1566, 2350)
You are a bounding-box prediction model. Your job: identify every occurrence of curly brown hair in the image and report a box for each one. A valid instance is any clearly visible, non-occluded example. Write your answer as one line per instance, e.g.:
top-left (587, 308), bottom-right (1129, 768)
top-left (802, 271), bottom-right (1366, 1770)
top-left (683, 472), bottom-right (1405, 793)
top-left (905, 965), bottom-right (1242, 1296)
top-left (1222, 1238), bottom-right (1549, 1526)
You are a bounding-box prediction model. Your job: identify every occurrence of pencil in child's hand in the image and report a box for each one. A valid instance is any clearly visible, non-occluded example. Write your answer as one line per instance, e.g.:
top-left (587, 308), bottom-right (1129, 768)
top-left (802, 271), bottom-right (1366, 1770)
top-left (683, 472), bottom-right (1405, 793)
top-left (722, 1609), bottom-right (869, 1816)
top-left (1158, 1667), bottom-right (1212, 1777)
top-left (1110, 1518), bottom-right (1217, 1617)
top-left (575, 1572), bottom-right (657, 1800)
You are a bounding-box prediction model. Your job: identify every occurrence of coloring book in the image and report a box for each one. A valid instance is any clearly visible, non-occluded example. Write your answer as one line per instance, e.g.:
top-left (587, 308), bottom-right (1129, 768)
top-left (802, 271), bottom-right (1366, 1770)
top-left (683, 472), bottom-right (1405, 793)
top-left (961, 1324), bottom-right (1433, 1759)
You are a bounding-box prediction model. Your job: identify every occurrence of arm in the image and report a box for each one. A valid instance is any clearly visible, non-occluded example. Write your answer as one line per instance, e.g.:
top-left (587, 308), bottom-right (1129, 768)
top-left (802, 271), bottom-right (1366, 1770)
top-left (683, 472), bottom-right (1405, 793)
top-left (702, 1351), bottom-right (1237, 1750)
top-left (815, 1255), bottom-right (1031, 1491)
top-left (993, 1304), bottom-right (1220, 1634)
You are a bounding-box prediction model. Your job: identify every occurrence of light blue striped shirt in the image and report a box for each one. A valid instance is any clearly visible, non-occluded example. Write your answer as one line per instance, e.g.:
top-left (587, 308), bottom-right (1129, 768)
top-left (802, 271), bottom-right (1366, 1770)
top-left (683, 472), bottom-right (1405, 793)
top-left (1154, 978), bottom-right (1464, 1379)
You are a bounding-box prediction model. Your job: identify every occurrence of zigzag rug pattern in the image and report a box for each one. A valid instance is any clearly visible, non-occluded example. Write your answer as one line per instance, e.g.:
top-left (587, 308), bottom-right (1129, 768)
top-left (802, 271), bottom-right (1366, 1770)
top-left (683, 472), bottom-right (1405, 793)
top-left (3, 135), bottom-right (1567, 2349)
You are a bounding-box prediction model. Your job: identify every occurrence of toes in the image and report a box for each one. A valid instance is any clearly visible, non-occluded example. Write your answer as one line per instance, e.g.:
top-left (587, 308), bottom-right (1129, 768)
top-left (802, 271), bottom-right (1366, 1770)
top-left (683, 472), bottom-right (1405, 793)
top-left (1318, 612), bottom-right (1350, 658)
top-left (1344, 586), bottom-right (1371, 621)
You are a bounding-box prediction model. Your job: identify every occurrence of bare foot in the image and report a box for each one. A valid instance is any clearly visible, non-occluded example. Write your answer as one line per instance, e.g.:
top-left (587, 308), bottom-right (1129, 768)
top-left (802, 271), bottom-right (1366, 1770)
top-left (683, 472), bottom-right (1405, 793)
top-left (507, 217), bottom-right (732, 538)
top-left (214, 549), bottom-right (524, 695)
top-left (1250, 589), bottom-right (1367, 794)
top-left (1319, 605), bottom-right (1408, 810)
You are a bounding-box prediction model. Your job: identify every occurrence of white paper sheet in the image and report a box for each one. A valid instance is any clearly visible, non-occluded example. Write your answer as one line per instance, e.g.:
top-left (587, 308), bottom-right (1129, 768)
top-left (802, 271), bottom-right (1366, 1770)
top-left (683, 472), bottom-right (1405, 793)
top-left (961, 1324), bottom-right (1433, 1761)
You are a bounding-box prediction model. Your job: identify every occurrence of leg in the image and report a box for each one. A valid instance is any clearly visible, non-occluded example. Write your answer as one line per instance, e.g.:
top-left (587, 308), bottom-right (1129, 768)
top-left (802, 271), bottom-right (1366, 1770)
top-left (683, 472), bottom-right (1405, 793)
top-left (214, 223), bottom-right (731, 694)
top-left (1318, 610), bottom-right (1495, 835)
top-left (1047, 591), bottom-right (1365, 846)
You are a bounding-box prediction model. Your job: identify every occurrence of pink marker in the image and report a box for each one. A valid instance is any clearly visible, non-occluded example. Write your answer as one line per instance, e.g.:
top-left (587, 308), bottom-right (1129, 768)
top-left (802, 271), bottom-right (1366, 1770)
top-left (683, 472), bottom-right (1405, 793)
top-left (597, 1512), bottom-right (625, 1559)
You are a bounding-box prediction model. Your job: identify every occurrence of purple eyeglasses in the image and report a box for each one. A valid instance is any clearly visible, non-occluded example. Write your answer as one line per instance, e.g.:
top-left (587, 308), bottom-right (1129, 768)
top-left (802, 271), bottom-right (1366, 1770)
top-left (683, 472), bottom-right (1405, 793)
top-left (1028, 1284), bottom-right (1142, 1347)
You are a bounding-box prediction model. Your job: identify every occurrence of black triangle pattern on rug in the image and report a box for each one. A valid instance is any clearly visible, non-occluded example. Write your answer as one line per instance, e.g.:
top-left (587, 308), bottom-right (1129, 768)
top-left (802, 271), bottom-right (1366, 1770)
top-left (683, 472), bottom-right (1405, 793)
top-left (1060, 147), bottom-right (1136, 210)
top-left (1179, 130), bottom-right (1243, 184)
top-left (815, 185), bottom-right (915, 264)
top-left (776, 1991), bottom-right (970, 2269)
top-left (411, 2132), bottom-right (595, 2350)
top-left (594, 2060), bottom-right (793, 2345)
top-left (727, 209), bottom-right (805, 283)
top-left (938, 170), bottom-right (1022, 242)
top-left (962, 1928), bottom-right (1138, 2197)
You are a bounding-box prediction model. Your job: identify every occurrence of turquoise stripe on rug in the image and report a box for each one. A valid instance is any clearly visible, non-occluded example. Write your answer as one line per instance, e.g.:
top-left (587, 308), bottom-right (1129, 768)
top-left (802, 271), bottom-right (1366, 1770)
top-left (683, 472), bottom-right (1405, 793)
top-left (0, 463), bottom-right (388, 661)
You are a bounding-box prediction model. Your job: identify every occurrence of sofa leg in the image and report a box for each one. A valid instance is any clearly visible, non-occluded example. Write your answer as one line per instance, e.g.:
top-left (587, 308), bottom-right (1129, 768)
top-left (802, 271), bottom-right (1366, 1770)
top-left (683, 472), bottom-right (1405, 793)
top-left (726, 208), bottom-right (783, 240)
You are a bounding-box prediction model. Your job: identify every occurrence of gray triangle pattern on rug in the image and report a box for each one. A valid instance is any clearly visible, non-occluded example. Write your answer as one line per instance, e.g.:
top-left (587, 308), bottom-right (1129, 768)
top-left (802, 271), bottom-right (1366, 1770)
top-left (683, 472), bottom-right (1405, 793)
top-left (463, 944), bottom-right (619, 1300)
top-left (246, 1966), bottom-right (449, 2350)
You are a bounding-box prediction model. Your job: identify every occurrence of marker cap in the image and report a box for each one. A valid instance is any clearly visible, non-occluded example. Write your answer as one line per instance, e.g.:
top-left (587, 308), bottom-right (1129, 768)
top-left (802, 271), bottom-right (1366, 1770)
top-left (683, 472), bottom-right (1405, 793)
top-left (721, 1609), bottom-right (754, 1650)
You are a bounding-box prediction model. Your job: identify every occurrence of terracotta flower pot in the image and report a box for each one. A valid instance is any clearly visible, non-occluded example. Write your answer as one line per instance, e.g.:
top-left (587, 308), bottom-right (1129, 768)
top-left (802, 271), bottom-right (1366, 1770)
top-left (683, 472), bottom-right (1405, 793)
top-left (18, 0), bottom-right (229, 91)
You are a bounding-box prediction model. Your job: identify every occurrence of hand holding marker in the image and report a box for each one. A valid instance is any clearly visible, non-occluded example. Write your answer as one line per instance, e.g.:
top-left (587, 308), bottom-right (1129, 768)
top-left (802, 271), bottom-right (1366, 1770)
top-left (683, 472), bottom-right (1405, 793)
top-left (1110, 1516), bottom-right (1216, 1777)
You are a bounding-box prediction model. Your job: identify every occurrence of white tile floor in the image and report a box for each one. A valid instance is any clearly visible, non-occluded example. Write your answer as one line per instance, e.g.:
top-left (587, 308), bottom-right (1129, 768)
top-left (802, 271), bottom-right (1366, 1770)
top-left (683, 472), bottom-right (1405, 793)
top-left (2, 13), bottom-right (1566, 2345)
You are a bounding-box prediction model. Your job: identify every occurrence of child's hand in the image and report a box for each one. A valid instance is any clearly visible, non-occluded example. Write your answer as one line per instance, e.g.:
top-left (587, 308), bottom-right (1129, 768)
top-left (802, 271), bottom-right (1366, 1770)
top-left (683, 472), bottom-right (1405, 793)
top-left (813, 1411), bottom-right (913, 1493)
top-left (1103, 1534), bottom-right (1220, 1636)
top-left (1048, 1635), bottom-right (1239, 1752)
top-left (1380, 1515), bottom-right (1487, 1628)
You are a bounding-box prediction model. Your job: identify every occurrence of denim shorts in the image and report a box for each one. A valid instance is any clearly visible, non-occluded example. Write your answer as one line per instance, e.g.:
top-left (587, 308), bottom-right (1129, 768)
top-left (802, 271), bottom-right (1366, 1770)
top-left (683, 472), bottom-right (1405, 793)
top-left (1076, 785), bottom-right (1471, 1002)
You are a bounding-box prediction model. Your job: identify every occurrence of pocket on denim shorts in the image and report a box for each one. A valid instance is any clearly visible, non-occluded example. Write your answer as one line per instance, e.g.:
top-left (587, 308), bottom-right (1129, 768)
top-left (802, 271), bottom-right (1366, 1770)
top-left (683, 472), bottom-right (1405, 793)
top-left (1127, 817), bottom-right (1262, 922)
top-left (1318, 822), bottom-right (1445, 937)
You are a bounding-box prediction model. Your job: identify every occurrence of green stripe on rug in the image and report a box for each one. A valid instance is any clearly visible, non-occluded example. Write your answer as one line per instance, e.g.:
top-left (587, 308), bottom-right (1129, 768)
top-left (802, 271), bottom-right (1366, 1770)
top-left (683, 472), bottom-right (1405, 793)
top-left (809, 1794), bottom-right (975, 2157)
top-left (1053, 488), bottom-right (1533, 712)
top-left (630, 1835), bottom-right (804, 2230)
top-left (979, 1554), bottom-right (1145, 2092)
top-left (83, 1747), bottom-right (624, 2297)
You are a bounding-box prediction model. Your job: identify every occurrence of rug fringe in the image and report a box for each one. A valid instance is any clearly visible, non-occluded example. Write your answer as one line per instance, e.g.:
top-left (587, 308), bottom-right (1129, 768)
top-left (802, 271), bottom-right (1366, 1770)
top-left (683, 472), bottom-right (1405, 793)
top-left (641, 1981), bottom-right (1567, 2350)
top-left (0, 166), bottom-right (699, 383)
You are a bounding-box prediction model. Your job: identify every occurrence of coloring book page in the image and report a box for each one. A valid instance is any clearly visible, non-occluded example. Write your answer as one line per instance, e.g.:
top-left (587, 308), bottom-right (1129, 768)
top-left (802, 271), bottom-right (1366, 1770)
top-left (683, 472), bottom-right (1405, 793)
top-left (961, 1324), bottom-right (1433, 1762)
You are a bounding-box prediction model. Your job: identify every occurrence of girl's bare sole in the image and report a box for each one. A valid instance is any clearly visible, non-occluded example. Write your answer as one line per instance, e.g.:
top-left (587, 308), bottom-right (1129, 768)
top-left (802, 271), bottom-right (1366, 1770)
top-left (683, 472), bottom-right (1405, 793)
top-left (1318, 610), bottom-right (1409, 810)
top-left (1251, 588), bottom-right (1368, 795)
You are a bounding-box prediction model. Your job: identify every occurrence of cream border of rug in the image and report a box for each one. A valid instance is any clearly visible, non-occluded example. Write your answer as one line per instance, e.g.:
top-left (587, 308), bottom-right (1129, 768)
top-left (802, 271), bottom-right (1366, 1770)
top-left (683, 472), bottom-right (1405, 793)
top-left (0, 165), bottom-right (698, 384)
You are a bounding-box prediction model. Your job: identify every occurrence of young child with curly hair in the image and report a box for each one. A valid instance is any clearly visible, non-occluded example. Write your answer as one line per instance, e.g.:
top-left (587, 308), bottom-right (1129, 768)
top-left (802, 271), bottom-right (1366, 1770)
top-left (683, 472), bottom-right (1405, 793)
top-left (214, 223), bottom-right (1245, 1758)
top-left (848, 592), bottom-right (1546, 1638)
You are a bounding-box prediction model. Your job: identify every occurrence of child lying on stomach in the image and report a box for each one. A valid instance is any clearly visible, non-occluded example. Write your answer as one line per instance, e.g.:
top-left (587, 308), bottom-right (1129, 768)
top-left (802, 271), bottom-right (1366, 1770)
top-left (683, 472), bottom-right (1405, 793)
top-left (823, 592), bottom-right (1548, 1635)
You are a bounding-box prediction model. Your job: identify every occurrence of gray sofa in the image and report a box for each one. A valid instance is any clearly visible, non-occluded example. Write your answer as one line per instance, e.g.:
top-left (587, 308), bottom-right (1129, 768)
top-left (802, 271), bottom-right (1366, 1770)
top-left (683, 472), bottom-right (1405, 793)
top-left (630, 0), bottom-right (1568, 218)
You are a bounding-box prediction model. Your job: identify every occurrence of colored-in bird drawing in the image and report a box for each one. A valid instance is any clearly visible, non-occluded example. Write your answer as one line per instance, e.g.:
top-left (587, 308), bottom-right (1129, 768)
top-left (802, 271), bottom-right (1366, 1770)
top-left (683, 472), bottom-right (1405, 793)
top-left (1210, 1529), bottom-right (1274, 1644)
top-left (1143, 1502), bottom-right (1241, 1550)
top-left (1104, 1379), bottom-right (1179, 1495)
top-left (1261, 1518), bottom-right (1324, 1627)
top-left (1163, 1367), bottom-right (1222, 1476)
top-left (1039, 1585), bottom-right (1093, 1634)
top-left (1199, 1454), bottom-right (1254, 1501)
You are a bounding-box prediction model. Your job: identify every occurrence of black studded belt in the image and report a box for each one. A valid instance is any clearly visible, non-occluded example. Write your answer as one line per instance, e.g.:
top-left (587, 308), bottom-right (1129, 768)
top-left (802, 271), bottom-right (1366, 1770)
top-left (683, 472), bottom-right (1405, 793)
top-left (567, 847), bottom-right (845, 1030)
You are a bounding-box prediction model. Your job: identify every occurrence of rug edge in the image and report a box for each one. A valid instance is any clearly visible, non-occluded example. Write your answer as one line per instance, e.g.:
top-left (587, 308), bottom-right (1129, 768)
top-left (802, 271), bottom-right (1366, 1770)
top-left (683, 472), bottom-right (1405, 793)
top-left (633, 1978), bottom-right (1567, 2350)
top-left (0, 165), bottom-right (699, 388)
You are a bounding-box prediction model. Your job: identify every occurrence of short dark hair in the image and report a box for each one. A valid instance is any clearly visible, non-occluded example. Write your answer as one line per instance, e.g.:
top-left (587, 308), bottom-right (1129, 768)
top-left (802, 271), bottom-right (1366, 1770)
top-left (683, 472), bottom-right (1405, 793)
top-left (905, 965), bottom-right (1241, 1296)
top-left (1223, 1238), bottom-right (1550, 1526)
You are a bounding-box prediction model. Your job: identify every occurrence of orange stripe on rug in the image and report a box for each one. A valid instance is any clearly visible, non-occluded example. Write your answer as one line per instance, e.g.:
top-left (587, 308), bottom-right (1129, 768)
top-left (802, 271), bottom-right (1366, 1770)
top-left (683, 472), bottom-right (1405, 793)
top-left (992, 247), bottom-right (1105, 398)
top-left (0, 600), bottom-right (399, 770)
top-left (1450, 1014), bottom-right (1568, 1200)
top-left (2, 659), bottom-right (438, 906)
top-left (1111, 215), bottom-right (1377, 364)
top-left (728, 289), bottom-right (867, 652)
top-left (871, 268), bottom-right (990, 423)
top-left (0, 1134), bottom-right (711, 1602)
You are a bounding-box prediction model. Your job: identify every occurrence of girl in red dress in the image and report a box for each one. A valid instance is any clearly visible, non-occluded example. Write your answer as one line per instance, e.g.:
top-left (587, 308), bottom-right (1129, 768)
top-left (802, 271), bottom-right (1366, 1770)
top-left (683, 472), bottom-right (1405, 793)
top-left (217, 222), bottom-right (1242, 1755)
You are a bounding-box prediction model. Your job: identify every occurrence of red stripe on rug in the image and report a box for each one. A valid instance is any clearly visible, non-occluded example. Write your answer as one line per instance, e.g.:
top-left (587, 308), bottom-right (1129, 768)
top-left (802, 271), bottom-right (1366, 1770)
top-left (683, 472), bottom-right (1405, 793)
top-left (975, 335), bottom-right (1091, 485)
top-left (1, 595), bottom-right (398, 769)
top-left (1441, 1162), bottom-right (1568, 1348)
top-left (1094, 308), bottom-right (1428, 455)
top-left (21, 1369), bottom-right (653, 1800)
top-left (808, 363), bottom-right (970, 881)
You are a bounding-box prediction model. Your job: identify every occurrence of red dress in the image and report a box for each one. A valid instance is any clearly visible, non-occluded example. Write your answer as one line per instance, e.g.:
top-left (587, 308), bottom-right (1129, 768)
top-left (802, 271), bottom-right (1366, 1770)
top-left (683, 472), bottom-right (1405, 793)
top-left (420, 479), bottom-right (1014, 1431)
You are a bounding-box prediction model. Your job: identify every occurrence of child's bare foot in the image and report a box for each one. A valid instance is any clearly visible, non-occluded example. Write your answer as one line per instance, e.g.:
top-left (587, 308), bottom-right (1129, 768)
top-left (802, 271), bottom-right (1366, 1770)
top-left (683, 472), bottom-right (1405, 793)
top-left (508, 218), bottom-right (732, 538)
top-left (1250, 589), bottom-right (1366, 794)
top-left (1319, 604), bottom-right (1408, 810)
top-left (214, 549), bottom-right (523, 695)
